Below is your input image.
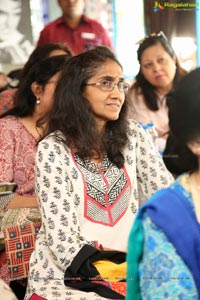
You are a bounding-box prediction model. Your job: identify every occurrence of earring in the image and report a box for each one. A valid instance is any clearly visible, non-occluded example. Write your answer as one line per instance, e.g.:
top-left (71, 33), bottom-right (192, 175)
top-left (36, 97), bottom-right (40, 104)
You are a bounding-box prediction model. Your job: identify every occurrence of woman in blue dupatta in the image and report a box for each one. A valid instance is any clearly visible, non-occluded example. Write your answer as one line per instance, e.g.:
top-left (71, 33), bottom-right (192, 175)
top-left (126, 67), bottom-right (200, 300)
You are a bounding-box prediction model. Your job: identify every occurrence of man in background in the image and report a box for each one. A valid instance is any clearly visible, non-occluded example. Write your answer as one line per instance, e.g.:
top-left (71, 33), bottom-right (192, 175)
top-left (37, 0), bottom-right (113, 54)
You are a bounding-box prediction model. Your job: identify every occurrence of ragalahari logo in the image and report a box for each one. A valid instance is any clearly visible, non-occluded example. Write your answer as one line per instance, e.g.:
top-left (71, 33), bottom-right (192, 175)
top-left (153, 1), bottom-right (165, 11)
top-left (153, 2), bottom-right (199, 11)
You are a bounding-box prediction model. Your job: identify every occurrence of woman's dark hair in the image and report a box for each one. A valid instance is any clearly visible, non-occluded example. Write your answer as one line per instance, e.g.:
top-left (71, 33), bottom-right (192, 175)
top-left (44, 46), bottom-right (128, 168)
top-left (20, 43), bottom-right (72, 80)
top-left (163, 67), bottom-right (200, 175)
top-left (129, 32), bottom-right (187, 111)
top-left (0, 55), bottom-right (70, 118)
top-left (0, 43), bottom-right (72, 118)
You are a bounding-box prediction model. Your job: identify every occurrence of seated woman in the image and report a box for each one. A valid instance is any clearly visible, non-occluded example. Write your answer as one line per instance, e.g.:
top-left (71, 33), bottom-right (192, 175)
top-left (0, 43), bottom-right (72, 115)
top-left (0, 54), bottom-right (71, 287)
top-left (127, 31), bottom-right (187, 154)
top-left (126, 67), bottom-right (200, 300)
top-left (24, 46), bottom-right (173, 300)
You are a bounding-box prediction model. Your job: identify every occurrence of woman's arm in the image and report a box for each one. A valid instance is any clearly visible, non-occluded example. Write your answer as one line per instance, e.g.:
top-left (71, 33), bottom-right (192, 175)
top-left (0, 120), bottom-right (15, 184)
top-left (134, 121), bottom-right (174, 203)
top-left (0, 118), bottom-right (37, 210)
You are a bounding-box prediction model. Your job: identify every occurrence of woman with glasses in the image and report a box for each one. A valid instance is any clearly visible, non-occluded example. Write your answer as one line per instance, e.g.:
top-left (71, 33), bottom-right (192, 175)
top-left (25, 46), bottom-right (173, 300)
top-left (127, 32), bottom-right (187, 155)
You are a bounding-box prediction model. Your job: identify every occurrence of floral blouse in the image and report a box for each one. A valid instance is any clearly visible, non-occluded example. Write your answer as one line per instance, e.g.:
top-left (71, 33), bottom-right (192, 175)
top-left (0, 116), bottom-right (40, 239)
top-left (0, 116), bottom-right (37, 195)
top-left (0, 89), bottom-right (16, 115)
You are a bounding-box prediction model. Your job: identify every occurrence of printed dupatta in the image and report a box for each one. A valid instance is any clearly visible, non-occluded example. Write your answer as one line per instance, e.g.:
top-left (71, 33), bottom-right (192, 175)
top-left (126, 181), bottom-right (200, 300)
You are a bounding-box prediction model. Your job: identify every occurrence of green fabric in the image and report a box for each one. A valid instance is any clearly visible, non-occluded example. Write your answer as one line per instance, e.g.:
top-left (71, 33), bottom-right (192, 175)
top-left (126, 214), bottom-right (144, 300)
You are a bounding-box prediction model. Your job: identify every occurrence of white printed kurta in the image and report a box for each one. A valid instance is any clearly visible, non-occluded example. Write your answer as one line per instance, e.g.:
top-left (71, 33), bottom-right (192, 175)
top-left (25, 120), bottom-right (173, 300)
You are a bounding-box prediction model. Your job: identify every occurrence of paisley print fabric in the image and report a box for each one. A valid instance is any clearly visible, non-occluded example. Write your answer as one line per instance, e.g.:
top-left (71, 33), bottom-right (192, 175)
top-left (140, 212), bottom-right (198, 299)
top-left (24, 119), bottom-right (173, 300)
top-left (0, 116), bottom-right (41, 282)
top-left (126, 174), bottom-right (198, 300)
top-left (0, 116), bottom-right (37, 195)
top-left (0, 116), bottom-right (41, 238)
top-left (0, 89), bottom-right (16, 115)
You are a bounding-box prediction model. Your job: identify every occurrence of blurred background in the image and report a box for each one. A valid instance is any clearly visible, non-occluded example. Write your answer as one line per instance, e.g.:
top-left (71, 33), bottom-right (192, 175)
top-left (0, 0), bottom-right (199, 79)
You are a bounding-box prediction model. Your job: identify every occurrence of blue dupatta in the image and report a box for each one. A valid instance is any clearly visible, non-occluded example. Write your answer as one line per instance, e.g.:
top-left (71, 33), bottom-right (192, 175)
top-left (126, 181), bottom-right (200, 300)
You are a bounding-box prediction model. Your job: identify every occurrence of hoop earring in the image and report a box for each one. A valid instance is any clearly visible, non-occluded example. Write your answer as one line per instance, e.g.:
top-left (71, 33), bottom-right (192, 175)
top-left (36, 97), bottom-right (40, 104)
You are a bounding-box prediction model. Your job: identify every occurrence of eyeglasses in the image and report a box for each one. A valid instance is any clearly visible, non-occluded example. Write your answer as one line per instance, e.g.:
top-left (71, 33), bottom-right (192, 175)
top-left (136, 31), bottom-right (168, 45)
top-left (85, 79), bottom-right (129, 93)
